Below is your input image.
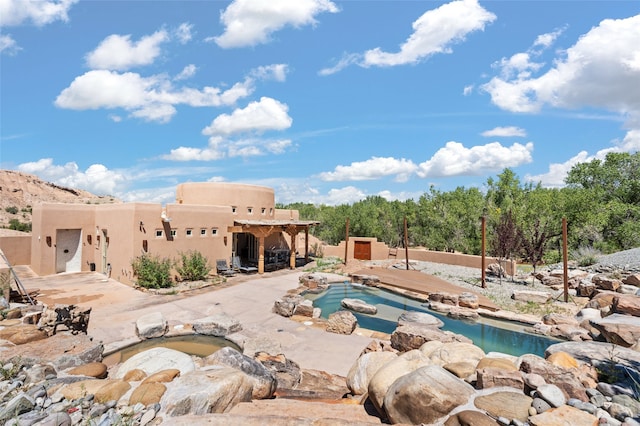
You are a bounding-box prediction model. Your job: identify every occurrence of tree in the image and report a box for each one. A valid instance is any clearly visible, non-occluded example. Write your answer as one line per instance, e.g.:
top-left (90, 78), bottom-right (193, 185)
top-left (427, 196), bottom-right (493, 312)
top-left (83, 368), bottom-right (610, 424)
top-left (517, 219), bottom-right (557, 274)
top-left (491, 210), bottom-right (518, 282)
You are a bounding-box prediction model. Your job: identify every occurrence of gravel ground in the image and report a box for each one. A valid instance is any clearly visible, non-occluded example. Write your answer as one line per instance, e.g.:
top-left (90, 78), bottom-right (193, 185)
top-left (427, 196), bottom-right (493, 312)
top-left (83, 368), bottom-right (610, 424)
top-left (401, 260), bottom-right (570, 315)
top-left (592, 247), bottom-right (640, 273)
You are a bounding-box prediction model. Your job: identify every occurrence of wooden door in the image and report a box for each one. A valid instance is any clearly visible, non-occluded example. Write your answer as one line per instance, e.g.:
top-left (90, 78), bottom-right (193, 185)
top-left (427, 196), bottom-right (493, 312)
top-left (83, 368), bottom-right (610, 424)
top-left (353, 241), bottom-right (371, 260)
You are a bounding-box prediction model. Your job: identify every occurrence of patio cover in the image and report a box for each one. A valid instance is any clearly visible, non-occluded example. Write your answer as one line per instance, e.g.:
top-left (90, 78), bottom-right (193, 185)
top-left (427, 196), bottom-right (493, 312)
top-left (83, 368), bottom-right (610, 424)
top-left (228, 219), bottom-right (320, 274)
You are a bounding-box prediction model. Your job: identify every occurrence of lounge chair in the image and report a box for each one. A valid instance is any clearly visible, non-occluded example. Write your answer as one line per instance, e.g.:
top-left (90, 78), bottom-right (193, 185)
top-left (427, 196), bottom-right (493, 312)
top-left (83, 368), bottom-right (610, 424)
top-left (216, 259), bottom-right (236, 277)
top-left (232, 256), bottom-right (258, 274)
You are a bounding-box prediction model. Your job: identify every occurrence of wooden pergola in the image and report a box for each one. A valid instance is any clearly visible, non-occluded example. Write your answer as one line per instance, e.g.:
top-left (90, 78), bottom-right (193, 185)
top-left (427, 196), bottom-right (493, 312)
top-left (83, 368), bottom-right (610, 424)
top-left (228, 219), bottom-right (320, 274)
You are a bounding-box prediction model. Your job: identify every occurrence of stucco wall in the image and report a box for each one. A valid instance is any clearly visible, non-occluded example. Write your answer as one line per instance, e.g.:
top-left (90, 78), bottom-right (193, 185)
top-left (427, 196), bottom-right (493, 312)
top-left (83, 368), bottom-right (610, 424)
top-left (31, 203), bottom-right (97, 276)
top-left (28, 184), bottom-right (310, 285)
top-left (176, 182), bottom-right (275, 221)
top-left (0, 235), bottom-right (31, 266)
top-left (322, 238), bottom-right (516, 275)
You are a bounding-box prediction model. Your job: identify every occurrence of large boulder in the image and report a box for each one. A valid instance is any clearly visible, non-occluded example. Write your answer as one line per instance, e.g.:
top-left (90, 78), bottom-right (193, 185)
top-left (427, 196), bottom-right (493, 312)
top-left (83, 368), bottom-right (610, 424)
top-left (367, 349), bottom-right (431, 414)
top-left (135, 312), bottom-right (168, 339)
top-left (272, 294), bottom-right (304, 317)
top-left (623, 274), bottom-right (640, 287)
top-left (593, 275), bottom-right (622, 291)
top-left (590, 314), bottom-right (640, 347)
top-left (0, 324), bottom-right (47, 345)
top-left (326, 311), bottom-right (357, 335)
top-left (383, 365), bottom-right (475, 425)
top-left (518, 354), bottom-right (588, 401)
top-left (5, 332), bottom-right (103, 370)
top-left (340, 298), bottom-right (377, 315)
top-left (477, 367), bottom-right (524, 390)
top-left (427, 342), bottom-right (485, 367)
top-left (474, 391), bottom-right (533, 423)
top-left (545, 341), bottom-right (640, 371)
top-left (528, 405), bottom-right (598, 426)
top-left (255, 352), bottom-right (302, 390)
top-left (160, 367), bottom-right (253, 416)
top-left (192, 313), bottom-right (242, 336)
top-left (115, 347), bottom-right (196, 379)
top-left (612, 294), bottom-right (640, 317)
top-left (346, 351), bottom-right (398, 395)
top-left (390, 324), bottom-right (472, 352)
top-left (397, 311), bottom-right (443, 328)
top-left (398, 311), bottom-right (444, 328)
top-left (204, 347), bottom-right (276, 399)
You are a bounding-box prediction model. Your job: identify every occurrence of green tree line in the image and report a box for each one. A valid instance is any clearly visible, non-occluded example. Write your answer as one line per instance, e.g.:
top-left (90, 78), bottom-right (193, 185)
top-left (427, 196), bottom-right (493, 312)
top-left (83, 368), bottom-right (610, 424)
top-left (279, 152), bottom-right (640, 264)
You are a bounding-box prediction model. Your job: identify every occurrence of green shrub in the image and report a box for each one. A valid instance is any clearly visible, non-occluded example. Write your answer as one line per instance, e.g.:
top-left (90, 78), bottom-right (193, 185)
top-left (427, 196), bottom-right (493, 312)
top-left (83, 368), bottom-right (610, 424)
top-left (4, 206), bottom-right (18, 215)
top-left (176, 250), bottom-right (211, 281)
top-left (542, 250), bottom-right (561, 265)
top-left (8, 219), bottom-right (31, 232)
top-left (571, 246), bottom-right (601, 267)
top-left (131, 254), bottom-right (174, 289)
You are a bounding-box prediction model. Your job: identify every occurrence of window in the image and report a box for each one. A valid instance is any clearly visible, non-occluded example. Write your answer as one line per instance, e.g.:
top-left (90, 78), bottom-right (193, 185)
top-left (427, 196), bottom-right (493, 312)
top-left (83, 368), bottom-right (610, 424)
top-left (211, 228), bottom-right (218, 236)
top-left (171, 229), bottom-right (177, 237)
top-left (155, 229), bottom-right (163, 238)
top-left (186, 229), bottom-right (193, 237)
top-left (247, 207), bottom-right (253, 214)
top-left (200, 228), bottom-right (207, 236)
top-left (261, 207), bottom-right (266, 215)
top-left (232, 206), bottom-right (237, 214)
top-left (269, 208), bottom-right (273, 216)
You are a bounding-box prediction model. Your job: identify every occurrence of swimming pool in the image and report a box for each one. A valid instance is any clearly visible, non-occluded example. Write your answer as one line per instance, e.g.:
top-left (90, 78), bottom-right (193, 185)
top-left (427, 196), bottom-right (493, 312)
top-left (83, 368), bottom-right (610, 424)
top-left (304, 282), bottom-right (560, 357)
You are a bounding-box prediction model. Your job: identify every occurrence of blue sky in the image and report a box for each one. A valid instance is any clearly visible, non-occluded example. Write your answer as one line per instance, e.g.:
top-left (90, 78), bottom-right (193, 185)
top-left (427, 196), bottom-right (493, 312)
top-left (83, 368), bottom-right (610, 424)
top-left (1, 0), bottom-right (639, 206)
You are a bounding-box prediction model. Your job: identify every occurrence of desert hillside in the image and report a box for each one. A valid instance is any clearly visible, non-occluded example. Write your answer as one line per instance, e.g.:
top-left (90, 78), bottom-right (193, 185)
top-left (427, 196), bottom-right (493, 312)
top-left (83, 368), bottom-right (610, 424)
top-left (0, 169), bottom-right (120, 231)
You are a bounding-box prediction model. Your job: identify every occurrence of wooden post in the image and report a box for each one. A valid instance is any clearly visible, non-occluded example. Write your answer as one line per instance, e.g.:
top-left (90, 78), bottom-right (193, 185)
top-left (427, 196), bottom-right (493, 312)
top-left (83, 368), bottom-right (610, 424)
top-left (562, 217), bottom-right (569, 303)
top-left (404, 217), bottom-right (409, 270)
top-left (344, 217), bottom-right (350, 265)
top-left (481, 215), bottom-right (486, 288)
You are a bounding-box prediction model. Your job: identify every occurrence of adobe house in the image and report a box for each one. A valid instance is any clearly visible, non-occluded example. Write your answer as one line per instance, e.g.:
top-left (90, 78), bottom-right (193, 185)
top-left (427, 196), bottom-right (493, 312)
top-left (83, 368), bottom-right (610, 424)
top-left (29, 182), bottom-right (318, 285)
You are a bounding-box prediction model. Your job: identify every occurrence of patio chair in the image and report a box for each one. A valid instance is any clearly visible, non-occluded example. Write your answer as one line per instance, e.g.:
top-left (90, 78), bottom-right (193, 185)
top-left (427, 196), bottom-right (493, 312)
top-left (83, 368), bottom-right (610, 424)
top-left (216, 259), bottom-right (236, 277)
top-left (232, 256), bottom-right (258, 274)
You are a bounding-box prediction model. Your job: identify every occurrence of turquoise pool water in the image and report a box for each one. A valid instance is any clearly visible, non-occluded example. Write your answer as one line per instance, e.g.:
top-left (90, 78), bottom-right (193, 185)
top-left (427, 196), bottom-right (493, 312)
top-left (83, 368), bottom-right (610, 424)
top-left (304, 282), bottom-right (560, 357)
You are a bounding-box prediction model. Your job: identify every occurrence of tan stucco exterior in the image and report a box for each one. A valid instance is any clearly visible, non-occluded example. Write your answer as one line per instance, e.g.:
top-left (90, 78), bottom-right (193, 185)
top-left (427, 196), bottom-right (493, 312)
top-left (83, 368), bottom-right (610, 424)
top-left (29, 182), bottom-right (311, 285)
top-left (323, 237), bottom-right (516, 275)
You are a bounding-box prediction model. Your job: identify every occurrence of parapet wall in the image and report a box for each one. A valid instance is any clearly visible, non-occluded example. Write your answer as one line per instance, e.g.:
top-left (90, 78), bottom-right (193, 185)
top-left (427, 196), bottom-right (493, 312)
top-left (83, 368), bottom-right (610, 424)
top-left (322, 237), bottom-right (516, 275)
top-left (0, 234), bottom-right (31, 266)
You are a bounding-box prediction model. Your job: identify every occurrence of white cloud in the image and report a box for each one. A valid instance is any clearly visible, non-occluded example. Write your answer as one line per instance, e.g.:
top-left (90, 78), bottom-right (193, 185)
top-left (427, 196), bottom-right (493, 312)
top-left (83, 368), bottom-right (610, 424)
top-left (481, 126), bottom-right (527, 137)
top-left (417, 141), bottom-right (534, 177)
top-left (249, 64), bottom-right (289, 82)
top-left (0, 0), bottom-right (78, 26)
top-left (85, 30), bottom-right (169, 71)
top-left (17, 158), bottom-right (126, 195)
top-left (463, 85), bottom-right (474, 96)
top-left (164, 99), bottom-right (294, 161)
top-left (0, 34), bottom-right (20, 55)
top-left (483, 14), bottom-right (640, 119)
top-left (324, 186), bottom-right (367, 205)
top-left (202, 97), bottom-right (292, 136)
top-left (362, 0), bottom-right (496, 67)
top-left (533, 26), bottom-right (566, 48)
top-left (175, 22), bottom-right (193, 44)
top-left (318, 157), bottom-right (418, 182)
top-left (55, 69), bottom-right (254, 122)
top-left (266, 139), bottom-right (292, 154)
top-left (174, 64), bottom-right (197, 81)
top-left (214, 0), bottom-right (339, 48)
top-left (319, 53), bottom-right (360, 76)
top-left (163, 147), bottom-right (224, 162)
top-left (526, 129), bottom-right (640, 187)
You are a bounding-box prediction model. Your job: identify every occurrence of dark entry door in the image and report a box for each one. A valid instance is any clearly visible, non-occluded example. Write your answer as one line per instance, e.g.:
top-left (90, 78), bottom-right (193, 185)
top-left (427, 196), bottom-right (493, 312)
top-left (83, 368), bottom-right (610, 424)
top-left (354, 241), bottom-right (371, 260)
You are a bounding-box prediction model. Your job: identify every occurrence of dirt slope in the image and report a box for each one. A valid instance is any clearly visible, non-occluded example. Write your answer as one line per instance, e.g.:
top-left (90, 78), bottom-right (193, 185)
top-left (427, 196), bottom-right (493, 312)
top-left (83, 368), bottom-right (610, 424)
top-left (0, 169), bottom-right (120, 231)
